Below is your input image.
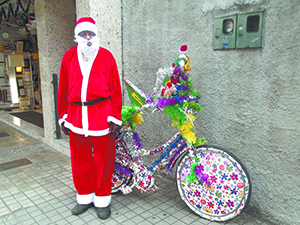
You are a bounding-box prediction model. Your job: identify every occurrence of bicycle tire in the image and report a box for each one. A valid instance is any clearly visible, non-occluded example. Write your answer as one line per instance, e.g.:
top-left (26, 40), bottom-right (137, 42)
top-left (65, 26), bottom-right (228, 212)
top-left (111, 168), bottom-right (132, 193)
top-left (176, 145), bottom-right (251, 222)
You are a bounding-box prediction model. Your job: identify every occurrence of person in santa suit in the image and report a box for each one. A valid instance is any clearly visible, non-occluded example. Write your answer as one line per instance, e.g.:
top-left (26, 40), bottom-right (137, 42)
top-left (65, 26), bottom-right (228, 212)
top-left (57, 17), bottom-right (122, 220)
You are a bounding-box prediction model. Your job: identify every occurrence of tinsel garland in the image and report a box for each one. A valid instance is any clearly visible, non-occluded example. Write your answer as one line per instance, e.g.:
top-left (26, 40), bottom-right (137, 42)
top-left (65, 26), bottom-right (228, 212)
top-left (179, 76), bottom-right (194, 91)
top-left (140, 133), bottom-right (180, 156)
top-left (164, 103), bottom-right (187, 127)
top-left (186, 157), bottom-right (211, 186)
top-left (165, 142), bottom-right (187, 173)
top-left (141, 93), bottom-right (155, 110)
top-left (175, 84), bottom-right (190, 92)
top-left (155, 72), bottom-right (207, 146)
top-left (148, 135), bottom-right (183, 172)
top-left (186, 157), bottom-right (200, 184)
top-left (157, 97), bottom-right (177, 109)
top-left (145, 93), bottom-right (154, 104)
top-left (114, 163), bottom-right (133, 176)
top-left (171, 114), bottom-right (207, 145)
top-left (121, 79), bottom-right (207, 148)
top-left (194, 165), bottom-right (211, 186)
top-left (121, 104), bottom-right (143, 132)
top-left (132, 131), bottom-right (142, 150)
top-left (155, 67), bottom-right (174, 96)
top-left (121, 65), bottom-right (206, 174)
top-left (132, 112), bottom-right (143, 127)
top-left (140, 146), bottom-right (164, 156)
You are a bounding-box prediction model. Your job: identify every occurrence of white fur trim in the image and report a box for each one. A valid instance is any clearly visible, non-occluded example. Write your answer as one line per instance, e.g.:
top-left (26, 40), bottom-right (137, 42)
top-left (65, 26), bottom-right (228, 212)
top-left (82, 106), bottom-right (89, 137)
top-left (179, 53), bottom-right (187, 60)
top-left (64, 121), bottom-right (110, 136)
top-left (179, 59), bottom-right (186, 67)
top-left (75, 22), bottom-right (97, 35)
top-left (107, 116), bottom-right (122, 126)
top-left (58, 114), bottom-right (68, 126)
top-left (93, 195), bottom-right (111, 208)
top-left (77, 193), bottom-right (94, 204)
top-left (179, 59), bottom-right (186, 72)
top-left (77, 46), bottom-right (100, 137)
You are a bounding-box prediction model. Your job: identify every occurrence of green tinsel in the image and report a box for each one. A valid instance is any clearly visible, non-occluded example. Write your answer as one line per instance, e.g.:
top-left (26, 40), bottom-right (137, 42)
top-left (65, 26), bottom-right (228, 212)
top-left (193, 137), bottom-right (208, 147)
top-left (121, 104), bottom-right (140, 132)
top-left (180, 77), bottom-right (194, 91)
top-left (190, 90), bottom-right (201, 99)
top-left (186, 157), bottom-right (200, 184)
top-left (182, 101), bottom-right (202, 113)
top-left (164, 104), bottom-right (187, 128)
top-left (178, 90), bottom-right (190, 97)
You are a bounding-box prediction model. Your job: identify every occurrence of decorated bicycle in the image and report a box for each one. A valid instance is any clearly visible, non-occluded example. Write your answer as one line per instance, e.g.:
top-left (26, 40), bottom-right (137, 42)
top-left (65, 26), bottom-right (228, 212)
top-left (111, 45), bottom-right (251, 222)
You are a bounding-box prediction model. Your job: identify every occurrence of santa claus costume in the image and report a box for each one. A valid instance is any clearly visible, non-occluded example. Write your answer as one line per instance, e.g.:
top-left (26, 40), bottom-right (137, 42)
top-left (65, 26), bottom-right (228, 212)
top-left (58, 17), bottom-right (122, 219)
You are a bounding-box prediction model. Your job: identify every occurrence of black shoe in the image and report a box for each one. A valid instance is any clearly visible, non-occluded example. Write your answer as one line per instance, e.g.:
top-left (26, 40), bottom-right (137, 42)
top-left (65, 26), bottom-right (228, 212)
top-left (96, 206), bottom-right (111, 220)
top-left (71, 203), bottom-right (93, 215)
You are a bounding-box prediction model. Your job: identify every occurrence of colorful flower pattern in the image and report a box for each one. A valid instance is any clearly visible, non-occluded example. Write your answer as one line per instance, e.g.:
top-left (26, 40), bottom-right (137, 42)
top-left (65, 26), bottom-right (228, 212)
top-left (177, 147), bottom-right (250, 221)
top-left (111, 169), bottom-right (132, 193)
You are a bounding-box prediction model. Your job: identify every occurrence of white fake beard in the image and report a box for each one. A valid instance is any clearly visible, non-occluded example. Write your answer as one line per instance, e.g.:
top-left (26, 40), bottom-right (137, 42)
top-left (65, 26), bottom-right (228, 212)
top-left (74, 35), bottom-right (100, 59)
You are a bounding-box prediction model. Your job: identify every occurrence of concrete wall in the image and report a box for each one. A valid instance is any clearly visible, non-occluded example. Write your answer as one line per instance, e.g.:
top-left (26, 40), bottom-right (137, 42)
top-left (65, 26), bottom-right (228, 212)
top-left (122, 0), bottom-right (300, 224)
top-left (35, 0), bottom-right (76, 148)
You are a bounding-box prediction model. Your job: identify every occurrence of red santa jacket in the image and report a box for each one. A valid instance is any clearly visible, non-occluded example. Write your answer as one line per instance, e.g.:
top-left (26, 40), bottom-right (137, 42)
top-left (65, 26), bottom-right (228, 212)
top-left (58, 46), bottom-right (122, 136)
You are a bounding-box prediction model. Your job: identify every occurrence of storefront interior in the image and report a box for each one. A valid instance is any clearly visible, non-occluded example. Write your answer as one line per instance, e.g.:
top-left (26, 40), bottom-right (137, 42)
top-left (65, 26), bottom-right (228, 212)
top-left (0, 0), bottom-right (43, 131)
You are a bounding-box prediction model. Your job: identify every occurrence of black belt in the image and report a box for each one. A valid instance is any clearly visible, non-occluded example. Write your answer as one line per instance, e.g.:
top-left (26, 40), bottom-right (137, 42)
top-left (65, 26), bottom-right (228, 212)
top-left (72, 96), bottom-right (110, 106)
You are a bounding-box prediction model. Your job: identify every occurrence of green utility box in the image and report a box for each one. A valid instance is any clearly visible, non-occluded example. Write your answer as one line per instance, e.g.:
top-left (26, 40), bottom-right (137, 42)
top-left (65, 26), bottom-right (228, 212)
top-left (214, 10), bottom-right (263, 50)
top-left (236, 10), bottom-right (263, 48)
top-left (214, 14), bottom-right (237, 49)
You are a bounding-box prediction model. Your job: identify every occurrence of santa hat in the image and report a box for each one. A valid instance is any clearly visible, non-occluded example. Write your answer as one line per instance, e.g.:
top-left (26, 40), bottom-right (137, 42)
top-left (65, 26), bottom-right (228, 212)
top-left (178, 45), bottom-right (188, 61)
top-left (74, 17), bottom-right (97, 35)
top-left (180, 45), bottom-right (187, 54)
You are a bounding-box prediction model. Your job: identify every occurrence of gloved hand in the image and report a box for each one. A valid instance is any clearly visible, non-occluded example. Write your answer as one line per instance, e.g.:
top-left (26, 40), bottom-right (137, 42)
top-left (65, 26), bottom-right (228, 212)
top-left (109, 122), bottom-right (120, 134)
top-left (61, 122), bottom-right (70, 135)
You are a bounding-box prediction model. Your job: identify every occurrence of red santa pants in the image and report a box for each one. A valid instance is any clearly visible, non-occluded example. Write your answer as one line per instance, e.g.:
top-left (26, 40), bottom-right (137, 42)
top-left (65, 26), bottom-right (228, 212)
top-left (69, 131), bottom-right (115, 206)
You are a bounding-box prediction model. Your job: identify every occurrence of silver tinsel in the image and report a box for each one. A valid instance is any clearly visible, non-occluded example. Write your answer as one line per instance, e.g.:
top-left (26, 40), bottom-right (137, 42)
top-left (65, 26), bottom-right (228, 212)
top-left (154, 67), bottom-right (174, 97)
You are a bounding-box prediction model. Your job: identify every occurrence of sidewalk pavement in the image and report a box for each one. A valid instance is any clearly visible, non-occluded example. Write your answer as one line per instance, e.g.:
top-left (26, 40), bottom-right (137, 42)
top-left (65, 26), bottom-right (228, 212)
top-left (0, 121), bottom-right (273, 225)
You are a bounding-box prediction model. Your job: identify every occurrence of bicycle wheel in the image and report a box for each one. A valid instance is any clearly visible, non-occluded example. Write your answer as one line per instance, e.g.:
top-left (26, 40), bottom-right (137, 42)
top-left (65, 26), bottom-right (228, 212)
top-left (111, 164), bottom-right (132, 193)
top-left (176, 145), bottom-right (251, 222)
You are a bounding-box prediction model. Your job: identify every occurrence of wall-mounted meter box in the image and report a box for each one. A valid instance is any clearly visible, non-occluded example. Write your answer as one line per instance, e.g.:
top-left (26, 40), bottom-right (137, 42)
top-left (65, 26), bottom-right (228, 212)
top-left (214, 10), bottom-right (263, 50)
top-left (236, 10), bottom-right (263, 48)
top-left (214, 14), bottom-right (237, 49)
